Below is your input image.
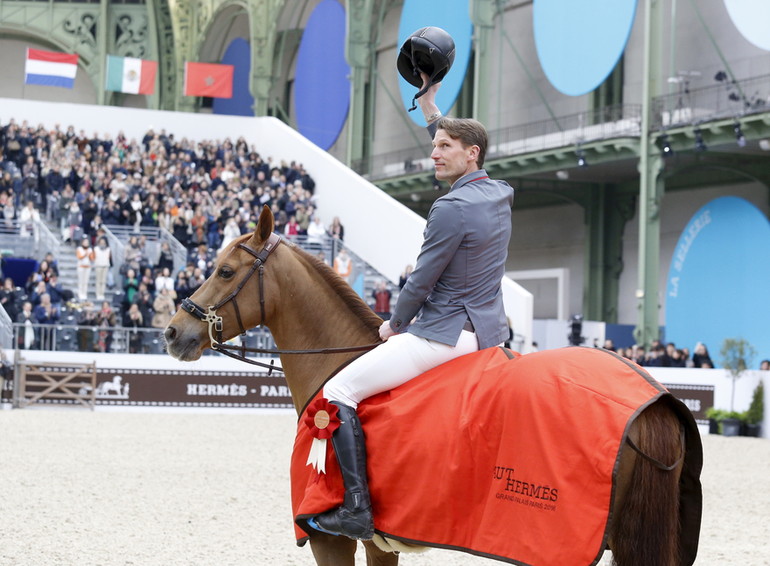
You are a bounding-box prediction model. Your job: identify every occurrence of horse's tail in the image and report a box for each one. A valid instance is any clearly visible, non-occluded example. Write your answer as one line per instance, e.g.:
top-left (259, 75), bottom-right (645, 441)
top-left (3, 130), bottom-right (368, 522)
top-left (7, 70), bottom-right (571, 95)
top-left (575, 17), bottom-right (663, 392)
top-left (610, 398), bottom-right (684, 566)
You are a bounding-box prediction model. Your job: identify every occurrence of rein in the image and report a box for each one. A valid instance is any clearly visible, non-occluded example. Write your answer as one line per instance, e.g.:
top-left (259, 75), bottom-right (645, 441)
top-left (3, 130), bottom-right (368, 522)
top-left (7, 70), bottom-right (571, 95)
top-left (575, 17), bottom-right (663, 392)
top-left (180, 232), bottom-right (380, 374)
top-left (625, 425), bottom-right (686, 471)
top-left (209, 341), bottom-right (380, 374)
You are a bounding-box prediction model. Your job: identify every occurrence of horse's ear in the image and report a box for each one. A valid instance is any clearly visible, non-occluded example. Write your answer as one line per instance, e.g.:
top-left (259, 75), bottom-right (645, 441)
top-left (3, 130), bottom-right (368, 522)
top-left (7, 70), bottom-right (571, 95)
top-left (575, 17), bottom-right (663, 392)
top-left (253, 205), bottom-right (275, 243)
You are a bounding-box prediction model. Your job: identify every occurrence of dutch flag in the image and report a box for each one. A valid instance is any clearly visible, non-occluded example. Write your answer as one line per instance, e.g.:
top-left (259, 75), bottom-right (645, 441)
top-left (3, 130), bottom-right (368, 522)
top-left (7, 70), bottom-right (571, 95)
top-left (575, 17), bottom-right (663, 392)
top-left (25, 48), bottom-right (79, 88)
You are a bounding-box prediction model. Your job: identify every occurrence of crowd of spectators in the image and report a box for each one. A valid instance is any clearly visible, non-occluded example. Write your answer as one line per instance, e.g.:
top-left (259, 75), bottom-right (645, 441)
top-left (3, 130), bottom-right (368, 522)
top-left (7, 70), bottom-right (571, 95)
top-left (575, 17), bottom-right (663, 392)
top-left (603, 338), bottom-right (715, 368)
top-left (0, 117), bottom-right (343, 352)
top-left (2, 119), bottom-right (759, 365)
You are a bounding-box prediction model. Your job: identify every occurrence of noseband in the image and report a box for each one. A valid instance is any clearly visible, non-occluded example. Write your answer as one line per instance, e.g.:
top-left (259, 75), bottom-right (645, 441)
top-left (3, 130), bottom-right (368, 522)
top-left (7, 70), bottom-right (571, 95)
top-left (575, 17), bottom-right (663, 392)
top-left (181, 233), bottom-right (281, 352)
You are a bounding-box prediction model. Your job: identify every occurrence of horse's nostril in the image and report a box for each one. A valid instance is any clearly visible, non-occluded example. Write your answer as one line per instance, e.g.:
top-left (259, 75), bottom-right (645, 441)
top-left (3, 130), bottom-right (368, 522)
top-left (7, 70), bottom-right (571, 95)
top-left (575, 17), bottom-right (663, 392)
top-left (164, 326), bottom-right (177, 342)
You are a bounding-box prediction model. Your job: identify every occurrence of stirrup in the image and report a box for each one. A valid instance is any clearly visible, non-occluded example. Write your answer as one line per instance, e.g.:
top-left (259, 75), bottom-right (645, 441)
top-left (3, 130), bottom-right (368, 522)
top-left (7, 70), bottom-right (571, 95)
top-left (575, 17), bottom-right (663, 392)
top-left (310, 505), bottom-right (374, 540)
top-left (306, 517), bottom-right (340, 537)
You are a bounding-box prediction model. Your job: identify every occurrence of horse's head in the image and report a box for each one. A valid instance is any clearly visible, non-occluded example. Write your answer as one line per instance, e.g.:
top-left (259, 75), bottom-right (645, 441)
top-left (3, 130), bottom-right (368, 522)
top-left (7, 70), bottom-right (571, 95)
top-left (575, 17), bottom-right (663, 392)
top-left (165, 206), bottom-right (282, 361)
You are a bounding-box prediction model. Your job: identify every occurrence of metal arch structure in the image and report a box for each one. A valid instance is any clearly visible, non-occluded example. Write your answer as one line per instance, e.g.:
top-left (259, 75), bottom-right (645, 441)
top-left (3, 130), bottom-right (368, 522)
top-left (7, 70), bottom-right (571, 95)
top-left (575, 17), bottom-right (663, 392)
top-left (0, 0), bottom-right (394, 142)
top-left (0, 0), bottom-right (191, 110)
top-left (363, 0), bottom-right (770, 348)
top-left (0, 26), bottom-right (96, 73)
top-left (345, 0), bottom-right (376, 167)
top-left (142, 0), bottom-right (274, 113)
top-left (187, 0), bottom-right (285, 115)
top-left (149, 0), bottom-right (180, 110)
top-left (0, 0), bottom-right (154, 105)
top-left (183, 0), bottom-right (377, 123)
top-left (0, 0), bottom-right (289, 113)
top-left (4, 0), bottom-right (770, 348)
top-left (187, 0), bottom-right (251, 113)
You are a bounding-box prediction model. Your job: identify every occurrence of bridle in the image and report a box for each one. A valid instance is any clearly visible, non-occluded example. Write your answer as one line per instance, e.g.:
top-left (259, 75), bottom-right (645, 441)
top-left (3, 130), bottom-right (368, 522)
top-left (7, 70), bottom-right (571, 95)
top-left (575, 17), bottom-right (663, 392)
top-left (180, 232), bottom-right (378, 373)
top-left (181, 233), bottom-right (281, 351)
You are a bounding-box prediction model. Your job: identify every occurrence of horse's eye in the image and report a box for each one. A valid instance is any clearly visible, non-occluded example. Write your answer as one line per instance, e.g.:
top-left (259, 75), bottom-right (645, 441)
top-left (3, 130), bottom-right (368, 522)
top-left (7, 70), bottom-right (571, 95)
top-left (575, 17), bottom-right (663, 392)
top-left (218, 267), bottom-right (234, 279)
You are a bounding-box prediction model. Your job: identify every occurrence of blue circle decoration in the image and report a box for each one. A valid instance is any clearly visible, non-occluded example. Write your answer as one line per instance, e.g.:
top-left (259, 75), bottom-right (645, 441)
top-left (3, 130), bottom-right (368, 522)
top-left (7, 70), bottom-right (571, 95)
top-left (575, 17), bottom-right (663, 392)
top-left (724, 0), bottom-right (770, 51)
top-left (294, 0), bottom-right (351, 150)
top-left (213, 38), bottom-right (255, 117)
top-left (533, 0), bottom-right (637, 96)
top-left (665, 196), bottom-right (770, 363)
top-left (397, 0), bottom-right (473, 126)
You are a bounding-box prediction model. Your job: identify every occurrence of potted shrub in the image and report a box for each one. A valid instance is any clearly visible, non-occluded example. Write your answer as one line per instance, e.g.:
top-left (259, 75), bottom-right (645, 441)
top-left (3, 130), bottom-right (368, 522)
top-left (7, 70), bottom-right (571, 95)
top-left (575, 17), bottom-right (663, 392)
top-left (745, 380), bottom-right (764, 437)
top-left (705, 407), bottom-right (726, 434)
top-left (721, 411), bottom-right (743, 437)
top-left (720, 337), bottom-right (756, 413)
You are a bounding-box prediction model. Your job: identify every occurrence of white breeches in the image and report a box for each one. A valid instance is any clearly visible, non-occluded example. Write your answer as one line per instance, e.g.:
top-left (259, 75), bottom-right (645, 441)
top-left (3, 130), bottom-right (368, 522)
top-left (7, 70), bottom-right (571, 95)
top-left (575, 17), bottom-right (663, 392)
top-left (323, 330), bottom-right (479, 409)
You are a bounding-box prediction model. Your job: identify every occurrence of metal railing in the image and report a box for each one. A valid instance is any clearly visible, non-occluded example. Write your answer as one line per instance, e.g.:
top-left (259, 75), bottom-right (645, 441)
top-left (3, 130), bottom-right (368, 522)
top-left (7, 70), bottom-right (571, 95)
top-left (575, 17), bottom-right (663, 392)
top-left (10, 322), bottom-right (276, 356)
top-left (103, 225), bottom-right (160, 268)
top-left (354, 104), bottom-right (643, 180)
top-left (651, 72), bottom-right (770, 130)
top-left (0, 218), bottom-right (63, 262)
top-left (2, 233), bottom-right (393, 354)
top-left (0, 302), bottom-right (12, 348)
top-left (283, 233), bottom-right (397, 301)
top-left (487, 103), bottom-right (642, 157)
top-left (159, 227), bottom-right (189, 274)
top-left (356, 73), bottom-right (770, 180)
top-left (99, 225), bottom-right (126, 288)
top-left (102, 224), bottom-right (185, 276)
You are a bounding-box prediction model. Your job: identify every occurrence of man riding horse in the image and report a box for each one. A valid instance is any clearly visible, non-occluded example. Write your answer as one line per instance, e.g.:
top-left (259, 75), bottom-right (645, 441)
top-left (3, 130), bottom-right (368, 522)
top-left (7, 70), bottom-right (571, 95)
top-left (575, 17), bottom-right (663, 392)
top-left (163, 24), bottom-right (703, 564)
top-left (307, 27), bottom-right (515, 540)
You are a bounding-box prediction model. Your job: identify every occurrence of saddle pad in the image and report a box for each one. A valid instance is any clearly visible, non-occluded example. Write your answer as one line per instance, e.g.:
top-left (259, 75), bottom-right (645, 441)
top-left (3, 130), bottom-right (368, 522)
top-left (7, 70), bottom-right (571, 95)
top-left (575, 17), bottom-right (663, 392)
top-left (291, 346), bottom-right (667, 565)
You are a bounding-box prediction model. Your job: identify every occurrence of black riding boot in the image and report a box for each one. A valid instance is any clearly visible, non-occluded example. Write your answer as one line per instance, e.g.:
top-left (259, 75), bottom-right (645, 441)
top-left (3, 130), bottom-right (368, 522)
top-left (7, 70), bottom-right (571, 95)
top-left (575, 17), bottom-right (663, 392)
top-left (311, 402), bottom-right (374, 540)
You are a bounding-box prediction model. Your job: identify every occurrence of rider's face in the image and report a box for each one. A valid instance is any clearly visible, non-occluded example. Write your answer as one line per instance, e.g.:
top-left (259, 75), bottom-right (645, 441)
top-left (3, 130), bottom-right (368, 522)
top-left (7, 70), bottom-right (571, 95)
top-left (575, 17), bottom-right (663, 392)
top-left (431, 129), bottom-right (479, 185)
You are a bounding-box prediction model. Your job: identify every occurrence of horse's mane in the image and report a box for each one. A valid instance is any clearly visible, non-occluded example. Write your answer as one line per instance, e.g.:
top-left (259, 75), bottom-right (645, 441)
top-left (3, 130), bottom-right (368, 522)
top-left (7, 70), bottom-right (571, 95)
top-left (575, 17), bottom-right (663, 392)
top-left (289, 244), bottom-right (383, 334)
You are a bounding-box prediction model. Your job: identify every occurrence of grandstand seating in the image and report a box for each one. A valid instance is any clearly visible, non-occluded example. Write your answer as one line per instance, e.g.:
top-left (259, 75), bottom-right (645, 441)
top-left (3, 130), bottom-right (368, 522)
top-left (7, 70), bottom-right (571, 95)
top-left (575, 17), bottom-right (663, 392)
top-left (0, 116), bottom-right (399, 352)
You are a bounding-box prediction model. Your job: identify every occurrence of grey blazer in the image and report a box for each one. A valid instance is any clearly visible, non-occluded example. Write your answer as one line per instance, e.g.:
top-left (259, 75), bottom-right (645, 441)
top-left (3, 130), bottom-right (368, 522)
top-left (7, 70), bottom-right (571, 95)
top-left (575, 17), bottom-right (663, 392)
top-left (390, 168), bottom-right (514, 349)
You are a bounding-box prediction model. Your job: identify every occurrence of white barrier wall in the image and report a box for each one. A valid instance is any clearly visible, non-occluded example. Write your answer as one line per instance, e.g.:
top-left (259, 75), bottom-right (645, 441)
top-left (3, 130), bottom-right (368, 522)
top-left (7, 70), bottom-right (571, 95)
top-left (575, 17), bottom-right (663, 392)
top-left (1, 349), bottom-right (293, 412)
top-left (4, 349), bottom-right (764, 439)
top-left (0, 98), bottom-right (533, 350)
top-left (2, 349), bottom-right (263, 372)
top-left (649, 367), bottom-right (768, 439)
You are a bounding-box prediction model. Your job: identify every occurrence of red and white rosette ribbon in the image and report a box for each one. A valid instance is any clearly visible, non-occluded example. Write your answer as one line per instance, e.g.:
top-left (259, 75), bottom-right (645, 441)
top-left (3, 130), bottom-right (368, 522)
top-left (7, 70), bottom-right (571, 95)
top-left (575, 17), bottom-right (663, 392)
top-left (303, 398), bottom-right (340, 474)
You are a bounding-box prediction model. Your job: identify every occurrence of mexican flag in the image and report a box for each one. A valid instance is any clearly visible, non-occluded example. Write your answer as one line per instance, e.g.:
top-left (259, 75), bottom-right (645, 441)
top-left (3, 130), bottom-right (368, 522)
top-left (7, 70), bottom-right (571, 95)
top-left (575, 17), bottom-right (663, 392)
top-left (105, 55), bottom-right (157, 95)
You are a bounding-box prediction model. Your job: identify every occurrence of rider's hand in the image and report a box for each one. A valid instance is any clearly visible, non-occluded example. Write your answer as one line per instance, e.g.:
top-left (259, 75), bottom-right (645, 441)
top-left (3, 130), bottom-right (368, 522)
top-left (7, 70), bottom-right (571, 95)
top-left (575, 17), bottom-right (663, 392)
top-left (419, 72), bottom-right (441, 97)
top-left (417, 72), bottom-right (441, 121)
top-left (379, 320), bottom-right (395, 341)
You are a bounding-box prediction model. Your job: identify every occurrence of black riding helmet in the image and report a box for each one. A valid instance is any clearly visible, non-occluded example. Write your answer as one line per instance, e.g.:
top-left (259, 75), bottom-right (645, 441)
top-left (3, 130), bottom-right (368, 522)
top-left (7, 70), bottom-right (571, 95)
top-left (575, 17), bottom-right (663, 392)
top-left (397, 26), bottom-right (456, 111)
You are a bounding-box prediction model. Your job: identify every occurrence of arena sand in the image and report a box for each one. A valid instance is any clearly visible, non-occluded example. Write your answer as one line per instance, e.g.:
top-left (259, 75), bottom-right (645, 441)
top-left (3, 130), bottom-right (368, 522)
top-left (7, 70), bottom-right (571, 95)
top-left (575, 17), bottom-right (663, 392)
top-left (0, 409), bottom-right (768, 566)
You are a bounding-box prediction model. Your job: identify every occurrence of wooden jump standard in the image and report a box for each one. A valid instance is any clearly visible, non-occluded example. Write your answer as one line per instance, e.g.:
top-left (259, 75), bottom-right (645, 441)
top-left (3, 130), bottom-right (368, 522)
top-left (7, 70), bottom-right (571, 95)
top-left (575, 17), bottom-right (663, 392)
top-left (15, 358), bottom-right (97, 410)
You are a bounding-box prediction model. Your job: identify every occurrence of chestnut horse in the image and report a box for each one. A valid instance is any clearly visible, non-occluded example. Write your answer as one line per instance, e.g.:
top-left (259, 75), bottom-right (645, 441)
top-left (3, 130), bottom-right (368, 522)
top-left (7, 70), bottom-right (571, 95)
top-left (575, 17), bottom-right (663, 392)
top-left (164, 206), bottom-right (702, 566)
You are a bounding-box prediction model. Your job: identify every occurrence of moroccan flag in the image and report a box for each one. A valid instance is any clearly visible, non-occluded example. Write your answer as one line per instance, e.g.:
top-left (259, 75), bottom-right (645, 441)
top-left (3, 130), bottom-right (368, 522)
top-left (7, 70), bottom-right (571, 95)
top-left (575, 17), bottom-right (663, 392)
top-left (25, 48), bottom-right (79, 88)
top-left (183, 62), bottom-right (234, 98)
top-left (105, 55), bottom-right (157, 95)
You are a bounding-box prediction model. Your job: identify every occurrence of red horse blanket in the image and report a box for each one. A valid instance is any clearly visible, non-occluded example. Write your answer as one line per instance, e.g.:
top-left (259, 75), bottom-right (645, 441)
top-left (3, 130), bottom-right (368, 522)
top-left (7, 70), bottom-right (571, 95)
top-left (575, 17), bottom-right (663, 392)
top-left (291, 347), bottom-right (672, 565)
